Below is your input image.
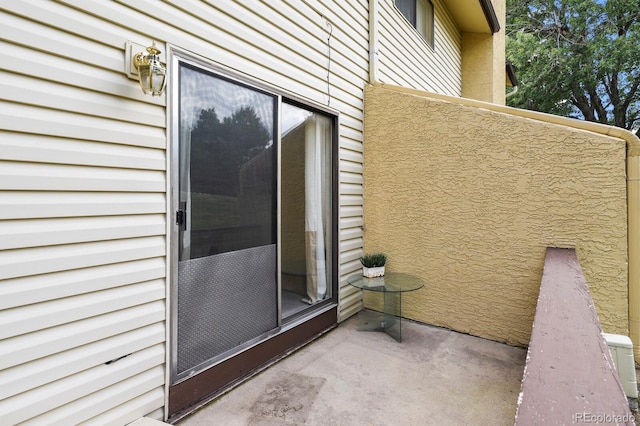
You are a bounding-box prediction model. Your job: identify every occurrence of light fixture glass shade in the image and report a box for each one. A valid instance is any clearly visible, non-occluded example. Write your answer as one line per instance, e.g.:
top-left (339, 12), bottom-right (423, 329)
top-left (134, 43), bottom-right (167, 96)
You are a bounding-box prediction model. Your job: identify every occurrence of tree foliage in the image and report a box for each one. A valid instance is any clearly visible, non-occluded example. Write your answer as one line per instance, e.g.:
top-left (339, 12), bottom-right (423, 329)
top-left (506, 0), bottom-right (640, 131)
top-left (190, 106), bottom-right (272, 195)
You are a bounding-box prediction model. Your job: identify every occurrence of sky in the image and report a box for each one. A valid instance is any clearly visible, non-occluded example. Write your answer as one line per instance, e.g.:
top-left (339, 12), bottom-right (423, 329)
top-left (180, 65), bottom-right (313, 140)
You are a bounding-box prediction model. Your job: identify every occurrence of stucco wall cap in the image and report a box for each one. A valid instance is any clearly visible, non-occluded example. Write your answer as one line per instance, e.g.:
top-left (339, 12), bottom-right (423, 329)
top-left (370, 82), bottom-right (640, 156)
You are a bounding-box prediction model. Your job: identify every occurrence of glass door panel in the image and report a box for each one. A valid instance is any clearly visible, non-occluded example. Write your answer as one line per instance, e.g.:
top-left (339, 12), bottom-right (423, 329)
top-left (176, 64), bottom-right (278, 378)
top-left (280, 102), bottom-right (333, 320)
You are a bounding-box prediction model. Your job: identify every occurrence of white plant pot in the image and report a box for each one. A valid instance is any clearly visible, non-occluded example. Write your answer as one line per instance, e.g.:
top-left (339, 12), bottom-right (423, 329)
top-left (362, 266), bottom-right (385, 278)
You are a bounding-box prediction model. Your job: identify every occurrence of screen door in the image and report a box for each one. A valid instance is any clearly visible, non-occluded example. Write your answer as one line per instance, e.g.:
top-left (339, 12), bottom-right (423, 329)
top-left (174, 63), bottom-right (278, 379)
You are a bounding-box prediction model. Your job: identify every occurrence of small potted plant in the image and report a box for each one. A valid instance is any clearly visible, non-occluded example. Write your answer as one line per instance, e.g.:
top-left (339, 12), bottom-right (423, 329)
top-left (360, 252), bottom-right (387, 278)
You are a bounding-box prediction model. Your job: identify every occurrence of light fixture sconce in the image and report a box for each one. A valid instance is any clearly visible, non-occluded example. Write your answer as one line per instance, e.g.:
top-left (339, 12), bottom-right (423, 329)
top-left (131, 41), bottom-right (167, 96)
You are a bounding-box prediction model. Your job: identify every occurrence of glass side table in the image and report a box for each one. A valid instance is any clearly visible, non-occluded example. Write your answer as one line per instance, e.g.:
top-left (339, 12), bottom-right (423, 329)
top-left (346, 272), bottom-right (424, 342)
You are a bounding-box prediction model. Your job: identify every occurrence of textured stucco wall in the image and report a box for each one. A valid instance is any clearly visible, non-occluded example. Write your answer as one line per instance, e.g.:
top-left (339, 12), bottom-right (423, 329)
top-left (363, 85), bottom-right (628, 346)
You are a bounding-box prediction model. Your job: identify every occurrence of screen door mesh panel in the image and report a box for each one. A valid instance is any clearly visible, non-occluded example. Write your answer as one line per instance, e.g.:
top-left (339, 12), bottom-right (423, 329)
top-left (177, 245), bottom-right (278, 375)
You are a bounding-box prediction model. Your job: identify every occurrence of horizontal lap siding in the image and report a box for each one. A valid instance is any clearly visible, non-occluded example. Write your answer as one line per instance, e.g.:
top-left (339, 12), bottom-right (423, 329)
top-left (0, 0), bottom-right (168, 423)
top-left (377, 0), bottom-right (461, 95)
top-left (1, 0), bottom-right (368, 423)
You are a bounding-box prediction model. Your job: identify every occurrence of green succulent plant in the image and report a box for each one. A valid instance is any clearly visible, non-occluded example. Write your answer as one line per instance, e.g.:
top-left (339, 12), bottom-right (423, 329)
top-left (359, 252), bottom-right (387, 268)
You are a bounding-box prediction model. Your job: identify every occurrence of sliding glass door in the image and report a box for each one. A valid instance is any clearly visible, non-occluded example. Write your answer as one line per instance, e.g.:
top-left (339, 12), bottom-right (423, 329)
top-left (171, 58), bottom-right (337, 389)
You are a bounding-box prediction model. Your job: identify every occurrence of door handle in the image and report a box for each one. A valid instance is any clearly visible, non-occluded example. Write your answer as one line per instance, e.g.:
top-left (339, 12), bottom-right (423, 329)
top-left (177, 201), bottom-right (187, 231)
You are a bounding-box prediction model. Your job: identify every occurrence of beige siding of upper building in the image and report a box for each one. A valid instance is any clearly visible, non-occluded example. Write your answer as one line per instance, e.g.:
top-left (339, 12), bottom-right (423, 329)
top-left (364, 84), bottom-right (629, 346)
top-left (376, 0), bottom-right (462, 96)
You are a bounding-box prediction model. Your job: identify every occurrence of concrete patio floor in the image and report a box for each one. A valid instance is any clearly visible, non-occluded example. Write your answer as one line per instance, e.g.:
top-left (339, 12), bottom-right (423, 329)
top-left (178, 313), bottom-right (527, 426)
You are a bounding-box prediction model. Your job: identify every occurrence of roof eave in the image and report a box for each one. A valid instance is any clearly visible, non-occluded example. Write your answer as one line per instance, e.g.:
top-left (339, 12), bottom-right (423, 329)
top-left (441, 0), bottom-right (500, 34)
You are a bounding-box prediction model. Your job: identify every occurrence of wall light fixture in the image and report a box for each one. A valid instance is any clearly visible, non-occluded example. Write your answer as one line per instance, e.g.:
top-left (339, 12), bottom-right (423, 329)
top-left (132, 42), bottom-right (167, 96)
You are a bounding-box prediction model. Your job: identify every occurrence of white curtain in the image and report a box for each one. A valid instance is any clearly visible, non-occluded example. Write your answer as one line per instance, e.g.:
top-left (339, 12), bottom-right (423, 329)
top-left (304, 115), bottom-right (331, 303)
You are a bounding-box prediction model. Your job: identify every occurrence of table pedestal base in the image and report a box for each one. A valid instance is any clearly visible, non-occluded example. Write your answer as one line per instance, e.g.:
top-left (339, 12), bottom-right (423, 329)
top-left (358, 291), bottom-right (403, 342)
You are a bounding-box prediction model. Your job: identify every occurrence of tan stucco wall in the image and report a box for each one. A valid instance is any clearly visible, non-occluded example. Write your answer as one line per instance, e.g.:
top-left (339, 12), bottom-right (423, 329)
top-left (492, 0), bottom-right (506, 104)
top-left (461, 33), bottom-right (494, 101)
top-left (281, 125), bottom-right (306, 276)
top-left (629, 156), bottom-right (640, 359)
top-left (363, 85), bottom-right (628, 346)
top-left (461, 0), bottom-right (506, 104)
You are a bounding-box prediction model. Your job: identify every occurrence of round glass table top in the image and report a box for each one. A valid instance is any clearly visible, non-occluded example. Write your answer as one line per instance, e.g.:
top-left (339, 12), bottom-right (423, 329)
top-left (346, 272), bottom-right (424, 293)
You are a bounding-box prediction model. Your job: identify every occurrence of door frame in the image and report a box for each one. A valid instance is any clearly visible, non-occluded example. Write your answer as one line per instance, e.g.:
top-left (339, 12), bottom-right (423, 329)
top-left (165, 46), bottom-right (340, 420)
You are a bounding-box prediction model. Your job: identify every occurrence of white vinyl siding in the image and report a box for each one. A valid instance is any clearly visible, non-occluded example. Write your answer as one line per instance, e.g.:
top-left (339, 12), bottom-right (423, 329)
top-left (1, 0), bottom-right (369, 423)
top-left (378, 0), bottom-right (462, 95)
top-left (0, 0), bottom-right (168, 423)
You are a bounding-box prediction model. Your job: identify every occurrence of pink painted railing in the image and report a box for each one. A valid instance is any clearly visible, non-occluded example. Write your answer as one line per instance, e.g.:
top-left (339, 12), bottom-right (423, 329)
top-left (515, 248), bottom-right (634, 425)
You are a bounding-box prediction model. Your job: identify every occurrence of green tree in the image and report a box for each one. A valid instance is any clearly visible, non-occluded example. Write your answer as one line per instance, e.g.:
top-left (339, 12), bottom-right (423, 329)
top-left (506, 0), bottom-right (640, 131)
top-left (190, 106), bottom-right (271, 195)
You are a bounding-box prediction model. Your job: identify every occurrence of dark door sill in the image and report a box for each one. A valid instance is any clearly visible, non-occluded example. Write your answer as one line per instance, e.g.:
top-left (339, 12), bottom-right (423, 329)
top-left (168, 307), bottom-right (337, 421)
